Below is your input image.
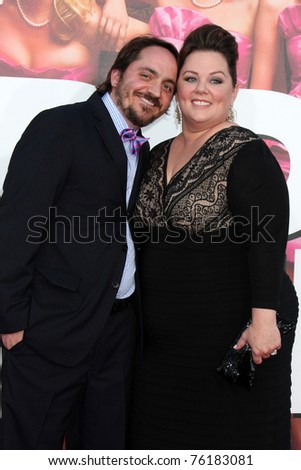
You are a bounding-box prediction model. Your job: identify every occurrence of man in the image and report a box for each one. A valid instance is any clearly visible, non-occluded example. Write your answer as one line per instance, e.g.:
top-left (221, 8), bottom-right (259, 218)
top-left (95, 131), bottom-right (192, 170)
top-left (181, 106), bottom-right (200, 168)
top-left (0, 35), bottom-right (178, 449)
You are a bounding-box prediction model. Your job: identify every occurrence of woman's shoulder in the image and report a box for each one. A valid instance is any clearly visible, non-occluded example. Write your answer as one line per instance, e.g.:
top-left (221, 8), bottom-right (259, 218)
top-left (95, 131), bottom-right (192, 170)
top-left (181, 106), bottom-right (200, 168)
top-left (208, 125), bottom-right (260, 156)
top-left (150, 137), bottom-right (174, 156)
top-left (229, 128), bottom-right (284, 179)
top-left (229, 126), bottom-right (272, 155)
top-left (225, 124), bottom-right (259, 142)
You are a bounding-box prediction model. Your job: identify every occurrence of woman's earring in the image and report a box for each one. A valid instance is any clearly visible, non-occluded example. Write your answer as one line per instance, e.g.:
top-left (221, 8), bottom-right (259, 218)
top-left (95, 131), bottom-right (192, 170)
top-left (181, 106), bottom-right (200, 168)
top-left (227, 106), bottom-right (236, 122)
top-left (175, 102), bottom-right (182, 125)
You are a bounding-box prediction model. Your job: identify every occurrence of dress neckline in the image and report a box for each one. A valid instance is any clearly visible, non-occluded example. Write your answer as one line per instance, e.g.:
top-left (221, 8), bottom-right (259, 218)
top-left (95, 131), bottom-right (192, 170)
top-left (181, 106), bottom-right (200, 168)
top-left (165, 125), bottom-right (237, 187)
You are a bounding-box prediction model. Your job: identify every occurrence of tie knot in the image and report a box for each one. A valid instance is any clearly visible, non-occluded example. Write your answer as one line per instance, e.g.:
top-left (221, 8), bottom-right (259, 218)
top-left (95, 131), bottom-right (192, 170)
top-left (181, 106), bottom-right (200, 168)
top-left (120, 128), bottom-right (149, 156)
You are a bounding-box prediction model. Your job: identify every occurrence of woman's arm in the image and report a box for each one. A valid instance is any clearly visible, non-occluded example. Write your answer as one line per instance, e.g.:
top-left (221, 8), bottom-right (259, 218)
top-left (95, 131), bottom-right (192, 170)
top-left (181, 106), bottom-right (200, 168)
top-left (227, 138), bottom-right (289, 363)
top-left (250, 0), bottom-right (284, 90)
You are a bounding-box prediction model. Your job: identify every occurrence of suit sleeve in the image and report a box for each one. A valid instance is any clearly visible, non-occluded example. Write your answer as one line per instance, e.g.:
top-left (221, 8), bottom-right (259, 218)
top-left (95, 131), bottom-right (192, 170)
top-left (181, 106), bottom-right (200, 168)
top-left (0, 107), bottom-right (74, 333)
top-left (227, 138), bottom-right (289, 310)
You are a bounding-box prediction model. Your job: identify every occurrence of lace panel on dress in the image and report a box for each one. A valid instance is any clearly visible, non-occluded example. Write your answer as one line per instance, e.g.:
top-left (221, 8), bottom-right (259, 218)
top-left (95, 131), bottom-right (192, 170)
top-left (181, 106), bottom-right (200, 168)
top-left (135, 127), bottom-right (258, 235)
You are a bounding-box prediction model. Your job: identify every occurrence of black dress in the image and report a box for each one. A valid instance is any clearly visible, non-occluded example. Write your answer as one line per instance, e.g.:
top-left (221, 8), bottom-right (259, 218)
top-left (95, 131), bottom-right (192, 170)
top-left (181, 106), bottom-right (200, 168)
top-left (129, 126), bottom-right (299, 450)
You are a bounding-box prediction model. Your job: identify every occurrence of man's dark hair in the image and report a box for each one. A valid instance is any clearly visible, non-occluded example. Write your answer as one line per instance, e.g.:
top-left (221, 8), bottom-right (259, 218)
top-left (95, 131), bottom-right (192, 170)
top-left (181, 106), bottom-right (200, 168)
top-left (97, 35), bottom-right (179, 94)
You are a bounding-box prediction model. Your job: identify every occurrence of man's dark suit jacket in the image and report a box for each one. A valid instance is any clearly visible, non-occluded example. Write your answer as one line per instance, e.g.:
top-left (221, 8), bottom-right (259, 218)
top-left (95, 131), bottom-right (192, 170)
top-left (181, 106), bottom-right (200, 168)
top-left (0, 91), bottom-right (149, 366)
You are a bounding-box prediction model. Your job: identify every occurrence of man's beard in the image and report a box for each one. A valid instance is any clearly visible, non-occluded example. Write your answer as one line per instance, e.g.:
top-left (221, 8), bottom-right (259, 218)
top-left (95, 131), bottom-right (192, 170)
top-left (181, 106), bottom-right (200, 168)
top-left (122, 103), bottom-right (157, 128)
top-left (115, 86), bottom-right (162, 128)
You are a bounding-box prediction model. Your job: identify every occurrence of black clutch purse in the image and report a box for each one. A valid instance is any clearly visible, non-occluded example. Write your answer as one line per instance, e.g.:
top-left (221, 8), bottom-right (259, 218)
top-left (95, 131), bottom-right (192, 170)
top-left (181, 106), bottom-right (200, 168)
top-left (217, 313), bottom-right (297, 389)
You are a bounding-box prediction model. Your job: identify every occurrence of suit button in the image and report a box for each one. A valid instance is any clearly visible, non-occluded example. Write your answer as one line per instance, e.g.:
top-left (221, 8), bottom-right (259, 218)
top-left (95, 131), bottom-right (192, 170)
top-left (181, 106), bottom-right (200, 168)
top-left (112, 281), bottom-right (120, 289)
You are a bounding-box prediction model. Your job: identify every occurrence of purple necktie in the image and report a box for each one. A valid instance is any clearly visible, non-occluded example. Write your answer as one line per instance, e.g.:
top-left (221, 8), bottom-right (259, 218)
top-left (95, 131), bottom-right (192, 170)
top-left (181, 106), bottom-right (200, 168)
top-left (120, 128), bottom-right (149, 156)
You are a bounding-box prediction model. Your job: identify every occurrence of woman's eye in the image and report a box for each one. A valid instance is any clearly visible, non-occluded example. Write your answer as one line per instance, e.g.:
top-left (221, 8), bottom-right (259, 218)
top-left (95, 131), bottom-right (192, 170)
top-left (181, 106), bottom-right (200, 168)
top-left (184, 76), bottom-right (197, 83)
top-left (211, 78), bottom-right (222, 84)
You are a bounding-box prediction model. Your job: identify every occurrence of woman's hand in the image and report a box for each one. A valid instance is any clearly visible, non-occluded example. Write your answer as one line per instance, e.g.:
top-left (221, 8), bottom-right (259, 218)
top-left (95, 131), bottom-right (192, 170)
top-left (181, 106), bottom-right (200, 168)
top-left (99, 0), bottom-right (129, 51)
top-left (234, 308), bottom-right (281, 364)
top-left (76, 1), bottom-right (129, 52)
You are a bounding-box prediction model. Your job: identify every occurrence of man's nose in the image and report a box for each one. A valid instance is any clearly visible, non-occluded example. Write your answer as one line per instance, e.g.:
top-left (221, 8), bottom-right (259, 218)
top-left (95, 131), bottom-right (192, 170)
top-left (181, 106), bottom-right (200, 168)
top-left (148, 80), bottom-right (162, 97)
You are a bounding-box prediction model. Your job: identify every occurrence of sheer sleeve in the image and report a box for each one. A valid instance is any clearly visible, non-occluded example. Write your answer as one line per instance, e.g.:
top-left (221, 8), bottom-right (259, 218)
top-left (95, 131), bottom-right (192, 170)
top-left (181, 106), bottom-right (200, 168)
top-left (227, 138), bottom-right (289, 310)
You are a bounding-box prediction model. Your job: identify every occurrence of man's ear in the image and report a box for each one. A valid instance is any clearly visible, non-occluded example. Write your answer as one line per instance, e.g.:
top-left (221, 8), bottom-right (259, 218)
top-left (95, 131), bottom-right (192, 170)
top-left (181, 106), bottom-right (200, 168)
top-left (110, 69), bottom-right (121, 88)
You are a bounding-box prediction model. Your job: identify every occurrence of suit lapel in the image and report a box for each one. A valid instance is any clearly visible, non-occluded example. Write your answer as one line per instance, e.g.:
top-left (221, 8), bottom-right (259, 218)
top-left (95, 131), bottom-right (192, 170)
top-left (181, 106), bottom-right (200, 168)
top-left (88, 91), bottom-right (150, 214)
top-left (88, 92), bottom-right (127, 196)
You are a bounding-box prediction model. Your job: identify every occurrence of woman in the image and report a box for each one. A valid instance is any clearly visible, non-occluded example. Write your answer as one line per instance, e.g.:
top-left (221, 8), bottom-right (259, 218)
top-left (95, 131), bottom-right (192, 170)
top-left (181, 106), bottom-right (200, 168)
top-left (129, 24), bottom-right (298, 449)
top-left (131, 2), bottom-right (295, 271)
top-left (250, 0), bottom-right (301, 96)
top-left (0, 0), bottom-right (129, 84)
top-left (250, 0), bottom-right (301, 278)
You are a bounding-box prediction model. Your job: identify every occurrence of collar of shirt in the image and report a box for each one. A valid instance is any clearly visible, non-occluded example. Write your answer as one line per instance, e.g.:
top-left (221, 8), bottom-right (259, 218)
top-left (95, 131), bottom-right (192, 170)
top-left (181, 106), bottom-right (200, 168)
top-left (101, 92), bottom-right (135, 137)
top-left (100, 94), bottom-right (137, 299)
top-left (101, 92), bottom-right (138, 204)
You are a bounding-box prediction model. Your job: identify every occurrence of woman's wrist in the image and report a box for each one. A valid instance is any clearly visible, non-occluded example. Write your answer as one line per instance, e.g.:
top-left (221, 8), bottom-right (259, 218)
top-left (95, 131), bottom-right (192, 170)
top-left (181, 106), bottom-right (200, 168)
top-left (251, 308), bottom-right (277, 326)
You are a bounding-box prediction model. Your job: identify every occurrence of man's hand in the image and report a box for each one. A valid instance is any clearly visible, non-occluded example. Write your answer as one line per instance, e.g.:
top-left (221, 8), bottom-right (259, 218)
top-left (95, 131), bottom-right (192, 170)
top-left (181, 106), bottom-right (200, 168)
top-left (1, 330), bottom-right (24, 350)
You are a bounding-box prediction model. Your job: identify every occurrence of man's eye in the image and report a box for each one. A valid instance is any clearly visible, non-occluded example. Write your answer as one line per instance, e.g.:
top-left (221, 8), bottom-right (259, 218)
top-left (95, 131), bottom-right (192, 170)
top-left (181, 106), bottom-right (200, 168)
top-left (164, 84), bottom-right (174, 93)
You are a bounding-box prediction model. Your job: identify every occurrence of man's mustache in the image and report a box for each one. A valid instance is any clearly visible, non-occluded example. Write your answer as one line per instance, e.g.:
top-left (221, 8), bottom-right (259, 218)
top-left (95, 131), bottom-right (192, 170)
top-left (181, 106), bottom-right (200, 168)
top-left (139, 93), bottom-right (161, 109)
